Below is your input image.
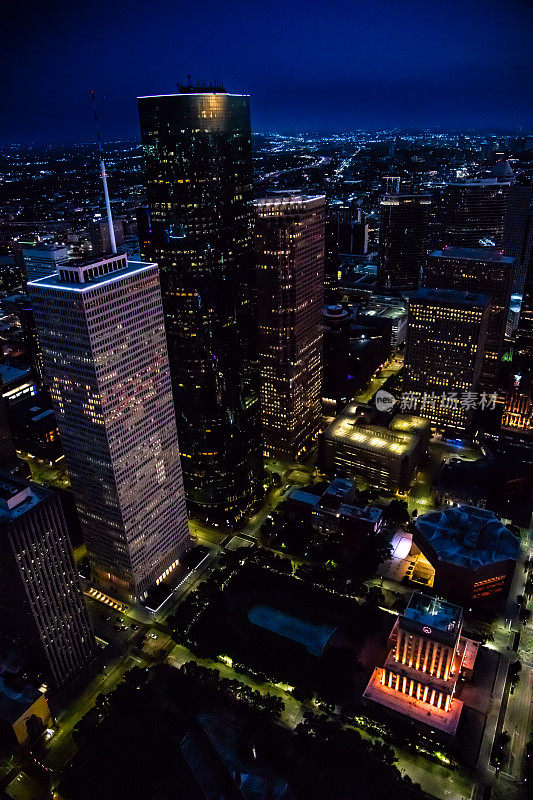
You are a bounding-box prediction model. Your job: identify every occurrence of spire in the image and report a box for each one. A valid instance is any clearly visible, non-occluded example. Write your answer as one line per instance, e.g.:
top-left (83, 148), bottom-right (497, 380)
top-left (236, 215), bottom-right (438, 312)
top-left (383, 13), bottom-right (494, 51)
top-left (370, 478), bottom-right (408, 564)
top-left (91, 91), bottom-right (117, 254)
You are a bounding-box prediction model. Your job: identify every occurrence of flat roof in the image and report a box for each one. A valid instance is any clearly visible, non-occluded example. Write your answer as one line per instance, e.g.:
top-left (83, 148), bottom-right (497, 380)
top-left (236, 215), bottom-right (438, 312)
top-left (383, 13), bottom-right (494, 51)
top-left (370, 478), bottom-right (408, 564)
top-left (430, 247), bottom-right (514, 265)
top-left (409, 287), bottom-right (490, 309)
top-left (0, 473), bottom-right (48, 523)
top-left (415, 505), bottom-right (520, 570)
top-left (138, 92), bottom-right (249, 99)
top-left (0, 675), bottom-right (43, 724)
top-left (255, 194), bottom-right (326, 211)
top-left (401, 592), bottom-right (463, 645)
top-left (324, 409), bottom-right (427, 457)
top-left (28, 259), bottom-right (157, 294)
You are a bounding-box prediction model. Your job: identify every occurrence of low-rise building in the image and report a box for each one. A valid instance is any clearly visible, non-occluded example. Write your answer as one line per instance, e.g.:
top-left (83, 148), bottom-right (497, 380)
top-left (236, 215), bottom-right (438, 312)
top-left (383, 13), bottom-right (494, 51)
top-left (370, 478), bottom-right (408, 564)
top-left (287, 477), bottom-right (383, 539)
top-left (364, 592), bottom-right (478, 734)
top-left (0, 673), bottom-right (52, 747)
top-left (414, 505), bottom-right (520, 605)
top-left (320, 405), bottom-right (430, 492)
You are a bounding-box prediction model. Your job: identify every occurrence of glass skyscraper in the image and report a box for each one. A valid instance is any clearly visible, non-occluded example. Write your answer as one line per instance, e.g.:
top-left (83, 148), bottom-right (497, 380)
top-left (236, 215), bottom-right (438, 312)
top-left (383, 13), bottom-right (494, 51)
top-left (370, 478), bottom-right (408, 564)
top-left (137, 85), bottom-right (262, 524)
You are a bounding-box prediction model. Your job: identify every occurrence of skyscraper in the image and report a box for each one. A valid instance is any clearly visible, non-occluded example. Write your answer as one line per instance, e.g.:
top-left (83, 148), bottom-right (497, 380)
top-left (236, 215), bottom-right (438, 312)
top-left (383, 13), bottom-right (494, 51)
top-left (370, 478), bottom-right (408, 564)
top-left (502, 179), bottom-right (533, 295)
top-left (404, 288), bottom-right (490, 431)
top-left (28, 253), bottom-right (190, 603)
top-left (137, 84), bottom-right (262, 523)
top-left (0, 472), bottom-right (95, 688)
top-left (515, 248), bottom-right (533, 368)
top-left (255, 195), bottom-right (324, 461)
top-left (377, 194), bottom-right (433, 289)
top-left (423, 247), bottom-right (513, 388)
top-left (441, 179), bottom-right (510, 248)
top-left (21, 243), bottom-right (70, 283)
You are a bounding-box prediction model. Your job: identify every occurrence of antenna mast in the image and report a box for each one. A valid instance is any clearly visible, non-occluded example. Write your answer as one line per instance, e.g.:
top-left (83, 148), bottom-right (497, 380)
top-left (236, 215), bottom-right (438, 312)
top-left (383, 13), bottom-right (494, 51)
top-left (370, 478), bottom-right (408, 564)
top-left (91, 90), bottom-right (117, 254)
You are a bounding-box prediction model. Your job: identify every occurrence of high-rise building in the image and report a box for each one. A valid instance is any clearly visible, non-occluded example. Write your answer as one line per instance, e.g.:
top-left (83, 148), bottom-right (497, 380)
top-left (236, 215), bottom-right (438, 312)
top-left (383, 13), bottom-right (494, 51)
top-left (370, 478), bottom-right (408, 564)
top-left (515, 249), bottom-right (533, 368)
top-left (404, 288), bottom-right (490, 431)
top-left (21, 243), bottom-right (70, 283)
top-left (137, 84), bottom-right (262, 523)
top-left (89, 219), bottom-right (125, 256)
top-left (377, 194), bottom-right (433, 289)
top-left (423, 248), bottom-right (513, 388)
top-left (321, 304), bottom-right (351, 413)
top-left (28, 253), bottom-right (190, 603)
top-left (0, 472), bottom-right (95, 688)
top-left (441, 179), bottom-right (510, 249)
top-left (502, 179), bottom-right (533, 295)
top-left (255, 195), bottom-right (324, 461)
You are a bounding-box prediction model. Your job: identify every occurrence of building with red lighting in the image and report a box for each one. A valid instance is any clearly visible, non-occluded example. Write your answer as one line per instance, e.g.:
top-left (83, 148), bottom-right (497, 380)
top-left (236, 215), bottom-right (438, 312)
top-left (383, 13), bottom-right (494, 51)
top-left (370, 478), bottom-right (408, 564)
top-left (364, 593), bottom-right (478, 734)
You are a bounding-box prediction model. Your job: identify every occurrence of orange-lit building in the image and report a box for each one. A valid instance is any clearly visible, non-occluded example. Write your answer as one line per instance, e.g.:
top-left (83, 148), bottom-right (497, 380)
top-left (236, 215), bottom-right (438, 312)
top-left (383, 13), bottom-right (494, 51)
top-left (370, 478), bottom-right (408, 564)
top-left (364, 593), bottom-right (478, 734)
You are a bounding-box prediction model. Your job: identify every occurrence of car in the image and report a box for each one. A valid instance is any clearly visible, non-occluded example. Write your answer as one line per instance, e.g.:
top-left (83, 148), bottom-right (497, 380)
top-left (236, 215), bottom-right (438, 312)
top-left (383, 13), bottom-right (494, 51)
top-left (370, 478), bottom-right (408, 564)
top-left (148, 632), bottom-right (157, 640)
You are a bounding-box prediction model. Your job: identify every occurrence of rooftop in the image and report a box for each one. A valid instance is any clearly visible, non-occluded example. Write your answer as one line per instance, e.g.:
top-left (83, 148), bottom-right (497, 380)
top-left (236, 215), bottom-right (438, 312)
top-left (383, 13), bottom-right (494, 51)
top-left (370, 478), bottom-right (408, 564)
top-left (324, 407), bottom-right (428, 457)
top-left (430, 247), bottom-right (514, 265)
top-left (28, 256), bottom-right (157, 294)
top-left (254, 194), bottom-right (326, 212)
top-left (409, 287), bottom-right (490, 309)
top-left (0, 473), bottom-right (48, 522)
top-left (0, 674), bottom-right (43, 725)
top-left (415, 505), bottom-right (521, 571)
top-left (402, 592), bottom-right (463, 645)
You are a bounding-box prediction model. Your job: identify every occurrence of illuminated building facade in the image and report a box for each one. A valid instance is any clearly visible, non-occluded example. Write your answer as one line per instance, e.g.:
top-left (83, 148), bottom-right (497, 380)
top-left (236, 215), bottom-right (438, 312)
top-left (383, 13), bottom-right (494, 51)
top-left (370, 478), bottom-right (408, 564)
top-left (0, 473), bottom-right (95, 688)
top-left (423, 248), bottom-right (513, 388)
top-left (414, 506), bottom-right (520, 605)
top-left (137, 85), bottom-right (262, 522)
top-left (28, 254), bottom-right (190, 603)
top-left (404, 288), bottom-right (490, 431)
top-left (377, 194), bottom-right (433, 289)
top-left (441, 179), bottom-right (510, 248)
top-left (515, 249), bottom-right (533, 367)
top-left (255, 195), bottom-right (324, 461)
top-left (320, 404), bottom-right (430, 491)
top-left (364, 593), bottom-right (478, 734)
top-left (499, 374), bottom-right (533, 464)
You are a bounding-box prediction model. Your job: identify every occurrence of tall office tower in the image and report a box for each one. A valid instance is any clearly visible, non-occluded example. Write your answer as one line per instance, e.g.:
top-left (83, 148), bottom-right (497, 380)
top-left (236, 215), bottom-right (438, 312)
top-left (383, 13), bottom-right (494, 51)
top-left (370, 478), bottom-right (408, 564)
top-left (404, 288), bottom-right (490, 431)
top-left (28, 253), bottom-right (190, 603)
top-left (515, 249), bottom-right (533, 368)
top-left (0, 398), bottom-right (21, 474)
top-left (327, 202), bottom-right (367, 255)
top-left (21, 243), bottom-right (70, 283)
top-left (324, 215), bottom-right (340, 303)
top-left (423, 248), bottom-right (513, 388)
top-left (137, 84), bottom-right (262, 523)
top-left (377, 194), bottom-right (433, 289)
top-left (0, 473), bottom-right (95, 688)
top-left (322, 304), bottom-right (351, 413)
top-left (89, 219), bottom-right (125, 256)
top-left (255, 195), bottom-right (325, 461)
top-left (502, 179), bottom-right (533, 295)
top-left (441, 179), bottom-right (510, 248)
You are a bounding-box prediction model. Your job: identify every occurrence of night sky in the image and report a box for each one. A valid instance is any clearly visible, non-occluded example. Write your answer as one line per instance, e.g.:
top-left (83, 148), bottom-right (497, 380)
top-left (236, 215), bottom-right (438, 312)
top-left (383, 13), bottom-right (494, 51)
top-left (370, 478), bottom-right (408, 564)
top-left (3, 0), bottom-right (532, 144)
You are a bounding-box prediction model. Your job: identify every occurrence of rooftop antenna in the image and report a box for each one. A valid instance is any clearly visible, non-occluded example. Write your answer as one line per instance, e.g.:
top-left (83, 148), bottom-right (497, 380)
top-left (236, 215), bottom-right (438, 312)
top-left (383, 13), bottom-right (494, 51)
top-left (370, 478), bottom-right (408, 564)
top-left (91, 90), bottom-right (117, 254)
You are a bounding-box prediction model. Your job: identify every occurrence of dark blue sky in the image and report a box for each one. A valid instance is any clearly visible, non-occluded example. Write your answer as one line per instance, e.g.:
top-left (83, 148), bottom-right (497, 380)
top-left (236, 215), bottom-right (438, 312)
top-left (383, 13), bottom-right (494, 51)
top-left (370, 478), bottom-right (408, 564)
top-left (2, 0), bottom-right (532, 144)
